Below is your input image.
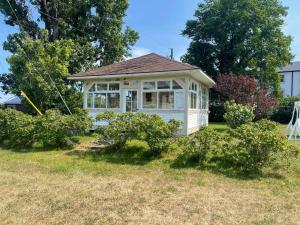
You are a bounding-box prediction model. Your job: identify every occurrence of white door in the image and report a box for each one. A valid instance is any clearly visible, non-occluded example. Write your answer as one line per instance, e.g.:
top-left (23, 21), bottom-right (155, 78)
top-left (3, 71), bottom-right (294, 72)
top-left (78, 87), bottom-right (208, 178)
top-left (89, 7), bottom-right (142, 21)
top-left (122, 89), bottom-right (138, 112)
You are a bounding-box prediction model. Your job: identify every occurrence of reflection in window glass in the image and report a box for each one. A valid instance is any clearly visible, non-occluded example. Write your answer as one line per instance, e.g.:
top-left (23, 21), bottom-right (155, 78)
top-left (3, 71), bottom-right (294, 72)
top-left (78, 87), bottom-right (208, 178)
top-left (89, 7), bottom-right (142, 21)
top-left (87, 93), bottom-right (93, 108)
top-left (143, 92), bottom-right (157, 108)
top-left (143, 81), bottom-right (155, 90)
top-left (159, 92), bottom-right (174, 109)
top-left (157, 80), bottom-right (171, 89)
top-left (96, 83), bottom-right (107, 91)
top-left (190, 92), bottom-right (197, 109)
top-left (173, 80), bottom-right (183, 89)
top-left (109, 83), bottom-right (119, 91)
top-left (89, 84), bottom-right (96, 92)
top-left (107, 93), bottom-right (120, 108)
top-left (94, 93), bottom-right (106, 108)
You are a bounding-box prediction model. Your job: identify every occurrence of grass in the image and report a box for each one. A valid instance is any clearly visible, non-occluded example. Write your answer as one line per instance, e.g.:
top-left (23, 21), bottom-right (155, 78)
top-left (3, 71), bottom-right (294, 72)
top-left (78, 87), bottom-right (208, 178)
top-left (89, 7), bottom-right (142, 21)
top-left (0, 124), bottom-right (299, 225)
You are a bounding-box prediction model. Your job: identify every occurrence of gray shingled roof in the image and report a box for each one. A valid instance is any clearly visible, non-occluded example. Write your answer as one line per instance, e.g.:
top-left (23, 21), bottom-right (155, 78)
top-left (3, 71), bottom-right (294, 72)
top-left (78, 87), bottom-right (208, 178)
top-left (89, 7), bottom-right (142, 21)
top-left (278, 61), bottom-right (300, 72)
top-left (70, 53), bottom-right (199, 77)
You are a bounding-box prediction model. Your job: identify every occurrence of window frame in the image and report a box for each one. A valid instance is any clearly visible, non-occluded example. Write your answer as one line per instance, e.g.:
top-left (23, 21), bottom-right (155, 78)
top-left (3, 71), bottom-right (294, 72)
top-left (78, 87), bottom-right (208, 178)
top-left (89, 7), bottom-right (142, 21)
top-left (142, 79), bottom-right (183, 110)
top-left (189, 81), bottom-right (198, 109)
top-left (87, 82), bottom-right (120, 109)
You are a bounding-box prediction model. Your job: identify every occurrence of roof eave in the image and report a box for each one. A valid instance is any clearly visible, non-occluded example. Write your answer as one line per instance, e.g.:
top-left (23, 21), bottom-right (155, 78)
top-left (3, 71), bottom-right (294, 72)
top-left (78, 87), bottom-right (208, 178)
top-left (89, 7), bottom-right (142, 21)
top-left (67, 69), bottom-right (198, 81)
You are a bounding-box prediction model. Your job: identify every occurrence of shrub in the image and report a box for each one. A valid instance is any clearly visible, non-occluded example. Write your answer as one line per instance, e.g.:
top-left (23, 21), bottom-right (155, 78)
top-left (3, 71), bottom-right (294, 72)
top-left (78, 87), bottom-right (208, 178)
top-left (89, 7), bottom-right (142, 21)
top-left (0, 108), bottom-right (92, 148)
top-left (223, 101), bottom-right (255, 128)
top-left (271, 96), bottom-right (300, 123)
top-left (36, 109), bottom-right (92, 148)
top-left (0, 109), bottom-right (35, 146)
top-left (178, 127), bottom-right (224, 165)
top-left (226, 120), bottom-right (298, 173)
top-left (215, 74), bottom-right (278, 118)
top-left (96, 111), bottom-right (181, 154)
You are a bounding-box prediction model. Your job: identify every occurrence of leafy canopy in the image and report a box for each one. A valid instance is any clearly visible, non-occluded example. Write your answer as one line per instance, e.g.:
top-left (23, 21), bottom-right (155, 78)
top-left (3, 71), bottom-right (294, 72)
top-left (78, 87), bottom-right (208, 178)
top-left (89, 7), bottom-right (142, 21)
top-left (182, 0), bottom-right (293, 95)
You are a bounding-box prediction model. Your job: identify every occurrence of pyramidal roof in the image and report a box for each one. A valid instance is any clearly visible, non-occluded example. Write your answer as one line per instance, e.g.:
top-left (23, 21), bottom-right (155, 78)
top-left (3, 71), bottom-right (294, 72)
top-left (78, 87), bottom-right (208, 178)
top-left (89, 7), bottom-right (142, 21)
top-left (70, 53), bottom-right (199, 78)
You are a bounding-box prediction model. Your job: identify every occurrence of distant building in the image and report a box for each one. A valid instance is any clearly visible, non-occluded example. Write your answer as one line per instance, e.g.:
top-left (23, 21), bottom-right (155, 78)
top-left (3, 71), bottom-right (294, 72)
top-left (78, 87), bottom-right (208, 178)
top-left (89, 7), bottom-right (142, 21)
top-left (2, 96), bottom-right (23, 111)
top-left (278, 61), bottom-right (300, 96)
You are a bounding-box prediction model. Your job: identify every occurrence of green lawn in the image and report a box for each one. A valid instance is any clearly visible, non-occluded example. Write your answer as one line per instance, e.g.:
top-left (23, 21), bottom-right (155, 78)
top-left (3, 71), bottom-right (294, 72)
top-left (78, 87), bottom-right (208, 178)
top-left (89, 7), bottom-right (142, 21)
top-left (0, 124), bottom-right (299, 225)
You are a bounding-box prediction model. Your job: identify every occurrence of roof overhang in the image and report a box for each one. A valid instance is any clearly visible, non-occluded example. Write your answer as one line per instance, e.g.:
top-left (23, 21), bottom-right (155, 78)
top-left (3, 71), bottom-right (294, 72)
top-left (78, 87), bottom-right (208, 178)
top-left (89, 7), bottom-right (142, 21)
top-left (68, 69), bottom-right (216, 88)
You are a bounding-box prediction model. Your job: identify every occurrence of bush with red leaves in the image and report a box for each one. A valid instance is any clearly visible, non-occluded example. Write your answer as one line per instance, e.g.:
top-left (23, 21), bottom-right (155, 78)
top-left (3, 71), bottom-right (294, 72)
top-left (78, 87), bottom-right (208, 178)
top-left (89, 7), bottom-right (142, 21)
top-left (215, 75), bottom-right (278, 118)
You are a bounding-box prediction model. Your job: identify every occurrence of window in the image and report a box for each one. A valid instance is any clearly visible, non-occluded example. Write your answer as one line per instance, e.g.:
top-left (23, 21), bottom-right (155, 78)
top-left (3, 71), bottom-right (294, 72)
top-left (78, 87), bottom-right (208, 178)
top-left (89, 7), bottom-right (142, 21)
top-left (143, 92), bottom-right (157, 108)
top-left (173, 80), bottom-right (183, 89)
top-left (159, 92), bottom-right (174, 109)
top-left (202, 87), bottom-right (209, 109)
top-left (157, 80), bottom-right (170, 89)
top-left (280, 74), bottom-right (284, 82)
top-left (189, 82), bottom-right (198, 109)
top-left (87, 82), bottom-right (120, 109)
top-left (142, 80), bottom-right (183, 109)
top-left (143, 81), bottom-right (155, 90)
top-left (94, 93), bottom-right (106, 108)
top-left (199, 85), bottom-right (202, 109)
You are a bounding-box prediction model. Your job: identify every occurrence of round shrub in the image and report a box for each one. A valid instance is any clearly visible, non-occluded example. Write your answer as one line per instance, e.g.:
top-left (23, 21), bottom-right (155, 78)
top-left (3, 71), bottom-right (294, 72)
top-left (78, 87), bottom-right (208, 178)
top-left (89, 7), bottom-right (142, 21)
top-left (224, 100), bottom-right (255, 129)
top-left (96, 111), bottom-right (181, 154)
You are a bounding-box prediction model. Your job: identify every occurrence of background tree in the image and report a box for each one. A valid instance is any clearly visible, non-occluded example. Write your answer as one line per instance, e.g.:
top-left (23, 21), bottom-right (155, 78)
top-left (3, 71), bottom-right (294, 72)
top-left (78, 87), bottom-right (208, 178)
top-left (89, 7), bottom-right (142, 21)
top-left (0, 0), bottom-right (138, 112)
top-left (5, 32), bottom-right (91, 113)
top-left (182, 0), bottom-right (293, 96)
top-left (215, 75), bottom-right (278, 118)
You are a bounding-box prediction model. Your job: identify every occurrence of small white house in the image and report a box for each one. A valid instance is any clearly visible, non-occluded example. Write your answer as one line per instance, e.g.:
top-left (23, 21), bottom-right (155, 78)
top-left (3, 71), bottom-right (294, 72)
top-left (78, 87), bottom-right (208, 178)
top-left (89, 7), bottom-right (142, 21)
top-left (68, 53), bottom-right (215, 135)
top-left (278, 61), bottom-right (300, 96)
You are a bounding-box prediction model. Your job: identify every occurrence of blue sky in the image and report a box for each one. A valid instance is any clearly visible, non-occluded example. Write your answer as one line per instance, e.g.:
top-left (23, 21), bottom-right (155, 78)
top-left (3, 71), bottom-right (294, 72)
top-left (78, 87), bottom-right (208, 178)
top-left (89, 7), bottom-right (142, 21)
top-left (1, 0), bottom-right (300, 101)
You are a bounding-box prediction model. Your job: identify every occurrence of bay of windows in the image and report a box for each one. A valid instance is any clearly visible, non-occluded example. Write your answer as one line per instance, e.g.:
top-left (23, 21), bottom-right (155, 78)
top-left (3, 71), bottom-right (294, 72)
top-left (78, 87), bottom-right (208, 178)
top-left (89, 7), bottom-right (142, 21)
top-left (142, 80), bottom-right (183, 109)
top-left (87, 83), bottom-right (120, 109)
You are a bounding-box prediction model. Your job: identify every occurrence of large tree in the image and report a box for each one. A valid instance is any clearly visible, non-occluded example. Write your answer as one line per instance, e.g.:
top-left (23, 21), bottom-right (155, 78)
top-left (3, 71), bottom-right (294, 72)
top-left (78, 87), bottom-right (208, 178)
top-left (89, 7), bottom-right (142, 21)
top-left (182, 0), bottom-right (293, 96)
top-left (0, 0), bottom-right (138, 112)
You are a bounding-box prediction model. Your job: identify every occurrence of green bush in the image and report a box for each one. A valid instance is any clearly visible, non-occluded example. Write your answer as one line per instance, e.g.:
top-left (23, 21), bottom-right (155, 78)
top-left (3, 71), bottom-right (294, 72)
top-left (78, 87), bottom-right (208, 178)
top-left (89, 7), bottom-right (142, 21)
top-left (224, 100), bottom-right (255, 129)
top-left (0, 108), bottom-right (92, 148)
top-left (178, 127), bottom-right (224, 165)
top-left (36, 109), bottom-right (92, 148)
top-left (96, 111), bottom-right (181, 154)
top-left (0, 109), bottom-right (36, 147)
top-left (271, 96), bottom-right (300, 123)
top-left (226, 120), bottom-right (298, 173)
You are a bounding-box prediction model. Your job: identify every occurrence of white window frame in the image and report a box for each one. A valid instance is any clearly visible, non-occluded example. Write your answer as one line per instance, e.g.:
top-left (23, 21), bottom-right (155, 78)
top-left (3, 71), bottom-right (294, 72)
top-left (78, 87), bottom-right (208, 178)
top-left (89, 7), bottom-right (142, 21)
top-left (87, 82), bottom-right (120, 109)
top-left (142, 79), bottom-right (184, 110)
top-left (189, 80), bottom-right (198, 109)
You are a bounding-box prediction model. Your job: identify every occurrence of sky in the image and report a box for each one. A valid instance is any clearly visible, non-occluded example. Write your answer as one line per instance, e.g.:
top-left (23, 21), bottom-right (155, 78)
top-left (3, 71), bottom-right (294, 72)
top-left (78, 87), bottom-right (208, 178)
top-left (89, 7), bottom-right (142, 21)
top-left (0, 0), bottom-right (300, 101)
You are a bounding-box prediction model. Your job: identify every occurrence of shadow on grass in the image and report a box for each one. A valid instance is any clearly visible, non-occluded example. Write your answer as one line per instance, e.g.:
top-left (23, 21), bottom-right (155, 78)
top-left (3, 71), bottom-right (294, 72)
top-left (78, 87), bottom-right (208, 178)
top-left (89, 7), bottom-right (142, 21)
top-left (0, 143), bottom-right (64, 153)
top-left (66, 140), bottom-right (160, 166)
top-left (171, 153), bottom-right (286, 180)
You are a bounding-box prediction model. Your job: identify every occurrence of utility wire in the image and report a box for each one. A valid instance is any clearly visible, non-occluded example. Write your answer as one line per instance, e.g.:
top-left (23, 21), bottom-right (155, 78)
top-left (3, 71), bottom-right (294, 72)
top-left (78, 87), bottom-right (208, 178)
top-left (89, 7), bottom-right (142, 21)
top-left (5, 0), bottom-right (72, 114)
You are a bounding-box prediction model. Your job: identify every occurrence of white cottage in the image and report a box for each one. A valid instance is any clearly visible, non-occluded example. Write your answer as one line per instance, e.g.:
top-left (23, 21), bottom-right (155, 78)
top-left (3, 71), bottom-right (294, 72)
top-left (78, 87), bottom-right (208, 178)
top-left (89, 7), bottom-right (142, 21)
top-left (68, 53), bottom-right (215, 135)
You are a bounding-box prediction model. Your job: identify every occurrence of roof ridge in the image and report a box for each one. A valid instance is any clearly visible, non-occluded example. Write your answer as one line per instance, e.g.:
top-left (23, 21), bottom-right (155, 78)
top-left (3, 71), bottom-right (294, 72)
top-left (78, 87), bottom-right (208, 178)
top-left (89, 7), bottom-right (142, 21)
top-left (149, 53), bottom-right (198, 68)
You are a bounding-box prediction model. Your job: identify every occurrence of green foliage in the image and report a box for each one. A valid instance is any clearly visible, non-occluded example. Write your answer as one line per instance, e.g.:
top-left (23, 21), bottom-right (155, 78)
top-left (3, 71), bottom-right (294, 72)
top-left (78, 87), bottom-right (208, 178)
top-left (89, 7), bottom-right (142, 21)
top-left (36, 109), bottom-right (92, 148)
top-left (225, 120), bottom-right (298, 173)
top-left (182, 0), bottom-right (292, 95)
top-left (0, 108), bottom-right (92, 148)
top-left (96, 111), bottom-right (181, 154)
top-left (3, 35), bottom-right (90, 114)
top-left (0, 0), bottom-right (138, 65)
top-left (0, 109), bottom-right (35, 147)
top-left (271, 96), bottom-right (300, 123)
top-left (224, 101), bottom-right (255, 128)
top-left (178, 127), bottom-right (225, 165)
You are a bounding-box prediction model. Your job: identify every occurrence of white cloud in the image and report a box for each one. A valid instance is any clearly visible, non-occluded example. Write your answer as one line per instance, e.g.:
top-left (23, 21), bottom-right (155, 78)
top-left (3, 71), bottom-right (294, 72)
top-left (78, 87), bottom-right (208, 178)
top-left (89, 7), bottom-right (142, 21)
top-left (128, 47), bottom-right (152, 59)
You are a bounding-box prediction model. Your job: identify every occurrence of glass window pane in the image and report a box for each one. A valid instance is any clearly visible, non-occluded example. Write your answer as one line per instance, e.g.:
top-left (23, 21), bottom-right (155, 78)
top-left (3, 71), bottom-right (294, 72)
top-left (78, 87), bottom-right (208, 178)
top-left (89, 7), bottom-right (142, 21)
top-left (94, 93), bottom-right (106, 108)
top-left (107, 93), bottom-right (120, 108)
top-left (87, 93), bottom-right (93, 108)
top-left (143, 92), bottom-right (157, 108)
top-left (173, 80), bottom-right (183, 89)
top-left (190, 92), bottom-right (197, 109)
top-left (89, 84), bottom-right (96, 92)
top-left (157, 80), bottom-right (170, 89)
top-left (109, 83), bottom-right (119, 91)
top-left (159, 91), bottom-right (174, 109)
top-left (97, 83), bottom-right (107, 91)
top-left (143, 81), bottom-right (155, 90)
